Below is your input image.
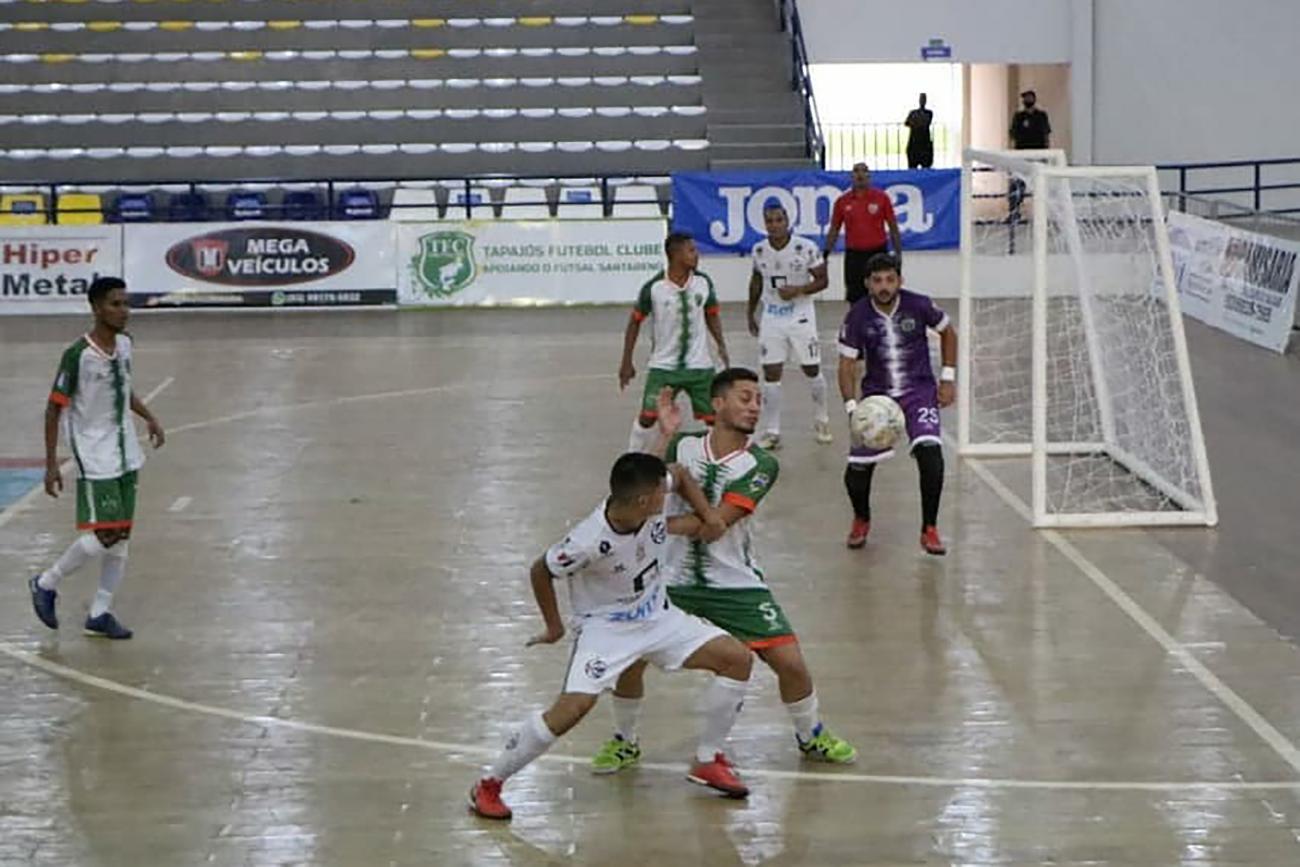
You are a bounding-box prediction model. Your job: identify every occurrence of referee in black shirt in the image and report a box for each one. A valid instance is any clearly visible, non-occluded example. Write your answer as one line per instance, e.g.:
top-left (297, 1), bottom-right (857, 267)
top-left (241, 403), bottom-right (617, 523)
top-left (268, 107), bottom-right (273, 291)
top-left (1010, 90), bottom-right (1051, 150)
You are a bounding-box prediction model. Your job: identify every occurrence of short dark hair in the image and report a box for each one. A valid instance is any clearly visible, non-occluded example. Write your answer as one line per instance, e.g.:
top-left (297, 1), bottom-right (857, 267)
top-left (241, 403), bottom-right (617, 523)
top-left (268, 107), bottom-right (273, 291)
top-left (762, 200), bottom-right (787, 216)
top-left (609, 452), bottom-right (667, 501)
top-left (865, 253), bottom-right (901, 278)
top-left (664, 231), bottom-right (694, 258)
top-left (711, 366), bottom-right (760, 399)
top-left (1021, 89), bottom-right (1036, 98)
top-left (87, 276), bottom-right (126, 306)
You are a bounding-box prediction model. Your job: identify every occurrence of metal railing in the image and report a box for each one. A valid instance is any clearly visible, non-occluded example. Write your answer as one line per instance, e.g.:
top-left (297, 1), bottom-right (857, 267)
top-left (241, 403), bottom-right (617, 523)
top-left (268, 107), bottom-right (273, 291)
top-left (1158, 156), bottom-right (1300, 216)
top-left (823, 122), bottom-right (958, 171)
top-left (778, 0), bottom-right (824, 167)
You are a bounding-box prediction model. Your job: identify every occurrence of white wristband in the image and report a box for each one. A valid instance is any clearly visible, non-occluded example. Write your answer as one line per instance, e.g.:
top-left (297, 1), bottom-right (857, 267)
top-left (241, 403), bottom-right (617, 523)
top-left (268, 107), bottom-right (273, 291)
top-left (844, 399), bottom-right (858, 415)
top-left (940, 366), bottom-right (956, 382)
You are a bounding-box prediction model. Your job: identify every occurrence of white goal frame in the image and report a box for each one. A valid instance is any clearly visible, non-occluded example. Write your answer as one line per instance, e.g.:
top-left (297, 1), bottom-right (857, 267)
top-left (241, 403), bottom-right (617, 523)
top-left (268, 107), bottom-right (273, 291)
top-left (958, 148), bottom-right (1218, 528)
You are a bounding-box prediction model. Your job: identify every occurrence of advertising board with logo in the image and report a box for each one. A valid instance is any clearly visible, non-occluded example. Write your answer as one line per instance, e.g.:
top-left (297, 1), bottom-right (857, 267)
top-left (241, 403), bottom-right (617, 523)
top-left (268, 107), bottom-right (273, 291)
top-left (1167, 211), bottom-right (1298, 353)
top-left (397, 219), bottom-right (666, 307)
top-left (671, 168), bottom-right (961, 255)
top-left (0, 226), bottom-right (122, 315)
top-left (123, 222), bottom-right (396, 308)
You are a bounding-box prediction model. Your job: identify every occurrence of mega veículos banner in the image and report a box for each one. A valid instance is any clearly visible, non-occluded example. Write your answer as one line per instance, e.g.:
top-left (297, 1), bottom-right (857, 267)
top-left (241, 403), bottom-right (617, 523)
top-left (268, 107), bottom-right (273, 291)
top-left (0, 225), bottom-right (122, 315)
top-left (1167, 211), bottom-right (1298, 353)
top-left (670, 168), bottom-right (961, 255)
top-left (397, 219), bottom-right (666, 306)
top-left (123, 221), bottom-right (396, 308)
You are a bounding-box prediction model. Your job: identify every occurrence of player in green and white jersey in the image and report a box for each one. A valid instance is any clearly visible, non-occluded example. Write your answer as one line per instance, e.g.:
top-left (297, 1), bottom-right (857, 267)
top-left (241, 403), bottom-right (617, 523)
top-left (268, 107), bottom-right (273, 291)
top-left (619, 231), bottom-right (730, 453)
top-left (591, 368), bottom-right (858, 773)
top-left (28, 277), bottom-right (165, 641)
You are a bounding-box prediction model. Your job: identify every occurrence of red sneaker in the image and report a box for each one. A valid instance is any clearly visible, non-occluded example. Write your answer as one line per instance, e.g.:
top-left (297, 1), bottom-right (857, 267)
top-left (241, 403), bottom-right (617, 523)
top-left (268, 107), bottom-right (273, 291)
top-left (468, 777), bottom-right (512, 820)
top-left (687, 753), bottom-right (749, 798)
top-left (846, 517), bottom-right (870, 549)
top-left (920, 526), bottom-right (946, 556)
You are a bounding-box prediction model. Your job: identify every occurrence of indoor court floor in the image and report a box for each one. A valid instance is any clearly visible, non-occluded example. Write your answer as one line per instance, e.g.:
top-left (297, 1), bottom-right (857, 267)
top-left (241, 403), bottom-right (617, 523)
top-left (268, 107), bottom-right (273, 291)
top-left (1, 306), bottom-right (1299, 866)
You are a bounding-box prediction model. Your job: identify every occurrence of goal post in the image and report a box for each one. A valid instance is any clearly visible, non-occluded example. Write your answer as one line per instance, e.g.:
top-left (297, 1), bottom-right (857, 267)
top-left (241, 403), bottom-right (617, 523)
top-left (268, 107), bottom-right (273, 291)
top-left (959, 148), bottom-right (1217, 528)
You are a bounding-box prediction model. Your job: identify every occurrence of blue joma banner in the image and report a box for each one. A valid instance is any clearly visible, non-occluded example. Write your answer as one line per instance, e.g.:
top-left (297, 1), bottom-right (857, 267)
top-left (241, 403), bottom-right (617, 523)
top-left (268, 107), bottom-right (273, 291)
top-left (670, 168), bottom-right (961, 255)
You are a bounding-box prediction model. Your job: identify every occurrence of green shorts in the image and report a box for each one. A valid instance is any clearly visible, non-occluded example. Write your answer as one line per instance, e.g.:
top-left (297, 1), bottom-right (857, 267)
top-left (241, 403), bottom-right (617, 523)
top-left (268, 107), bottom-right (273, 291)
top-left (641, 367), bottom-right (715, 421)
top-left (76, 471), bottom-right (138, 532)
top-left (667, 585), bottom-right (797, 648)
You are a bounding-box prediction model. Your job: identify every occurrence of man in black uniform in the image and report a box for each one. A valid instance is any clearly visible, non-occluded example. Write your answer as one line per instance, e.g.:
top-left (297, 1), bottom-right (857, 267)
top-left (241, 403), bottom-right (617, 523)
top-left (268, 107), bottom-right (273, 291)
top-left (1009, 90), bottom-right (1051, 150)
top-left (904, 93), bottom-right (934, 169)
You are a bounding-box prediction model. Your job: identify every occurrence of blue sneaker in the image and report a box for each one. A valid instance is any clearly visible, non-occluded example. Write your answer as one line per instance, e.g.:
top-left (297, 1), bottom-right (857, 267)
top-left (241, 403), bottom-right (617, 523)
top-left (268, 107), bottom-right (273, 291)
top-left (83, 612), bottom-right (132, 640)
top-left (29, 575), bottom-right (57, 630)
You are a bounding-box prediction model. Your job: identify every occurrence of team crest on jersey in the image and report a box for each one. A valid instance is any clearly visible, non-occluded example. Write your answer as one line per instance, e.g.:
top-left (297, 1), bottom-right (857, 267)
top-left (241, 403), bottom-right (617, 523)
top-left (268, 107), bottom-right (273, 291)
top-left (410, 230), bottom-right (478, 298)
top-left (868, 203), bottom-right (880, 215)
top-left (584, 657), bottom-right (608, 680)
top-left (650, 521), bottom-right (667, 544)
top-left (749, 472), bottom-right (771, 492)
top-left (900, 316), bottom-right (917, 333)
top-left (599, 540), bottom-right (612, 555)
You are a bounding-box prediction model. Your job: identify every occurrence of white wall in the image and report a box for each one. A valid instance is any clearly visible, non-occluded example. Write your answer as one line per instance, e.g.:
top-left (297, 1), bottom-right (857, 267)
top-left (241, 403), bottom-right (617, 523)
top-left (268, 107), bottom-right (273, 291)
top-left (1092, 0), bottom-right (1300, 164)
top-left (802, 0), bottom-right (1300, 168)
top-left (800, 0), bottom-right (1072, 64)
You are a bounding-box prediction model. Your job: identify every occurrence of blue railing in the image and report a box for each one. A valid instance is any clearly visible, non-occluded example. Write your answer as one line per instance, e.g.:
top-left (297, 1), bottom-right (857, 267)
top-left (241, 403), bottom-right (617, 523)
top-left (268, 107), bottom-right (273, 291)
top-left (1158, 156), bottom-right (1300, 216)
top-left (778, 0), bottom-right (825, 168)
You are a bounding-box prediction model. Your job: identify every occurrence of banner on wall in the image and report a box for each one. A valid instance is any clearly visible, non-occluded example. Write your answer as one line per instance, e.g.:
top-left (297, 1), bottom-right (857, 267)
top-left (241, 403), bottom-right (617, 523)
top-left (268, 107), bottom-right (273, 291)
top-left (670, 168), bottom-right (961, 255)
top-left (397, 218), bottom-right (666, 306)
top-left (123, 221), bottom-right (396, 308)
top-left (0, 225), bottom-right (121, 315)
top-left (1166, 211), bottom-right (1298, 353)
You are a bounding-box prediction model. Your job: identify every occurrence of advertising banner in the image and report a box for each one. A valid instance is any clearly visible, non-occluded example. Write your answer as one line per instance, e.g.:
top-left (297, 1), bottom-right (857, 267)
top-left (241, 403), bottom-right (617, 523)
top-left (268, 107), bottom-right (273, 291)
top-left (670, 168), bottom-right (961, 255)
top-left (397, 219), bottom-right (666, 306)
top-left (1167, 211), bottom-right (1298, 353)
top-left (0, 225), bottom-right (121, 315)
top-left (123, 221), bottom-right (396, 308)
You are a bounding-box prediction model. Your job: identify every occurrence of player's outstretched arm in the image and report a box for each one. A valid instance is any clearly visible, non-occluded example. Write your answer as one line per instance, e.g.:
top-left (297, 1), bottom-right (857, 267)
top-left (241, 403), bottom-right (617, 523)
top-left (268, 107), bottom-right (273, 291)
top-left (705, 310), bottom-right (729, 368)
top-left (746, 269), bottom-right (762, 336)
top-left (130, 392), bottom-right (166, 448)
top-left (937, 324), bottom-right (957, 408)
top-left (619, 313), bottom-right (642, 390)
top-left (43, 401), bottom-right (63, 497)
top-left (667, 464), bottom-right (726, 541)
top-left (525, 557), bottom-right (566, 646)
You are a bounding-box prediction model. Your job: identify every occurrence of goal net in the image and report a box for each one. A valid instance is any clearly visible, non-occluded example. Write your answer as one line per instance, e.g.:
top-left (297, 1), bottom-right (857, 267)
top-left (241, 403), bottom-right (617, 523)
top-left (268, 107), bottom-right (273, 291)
top-left (958, 149), bottom-right (1217, 527)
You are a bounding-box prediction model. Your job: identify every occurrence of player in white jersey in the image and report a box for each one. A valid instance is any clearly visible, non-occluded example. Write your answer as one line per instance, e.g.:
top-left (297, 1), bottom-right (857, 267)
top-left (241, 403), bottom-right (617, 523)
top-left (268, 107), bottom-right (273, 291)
top-left (620, 231), bottom-right (729, 453)
top-left (28, 277), bottom-right (165, 641)
top-left (469, 444), bottom-right (755, 820)
top-left (746, 203), bottom-right (833, 450)
top-left (589, 368), bottom-right (858, 774)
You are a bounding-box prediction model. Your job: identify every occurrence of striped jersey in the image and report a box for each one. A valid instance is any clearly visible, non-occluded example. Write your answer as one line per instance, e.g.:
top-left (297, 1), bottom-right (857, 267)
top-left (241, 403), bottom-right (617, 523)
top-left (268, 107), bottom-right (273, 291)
top-left (664, 431), bottom-right (779, 590)
top-left (633, 269), bottom-right (719, 371)
top-left (837, 289), bottom-right (949, 398)
top-left (49, 333), bottom-right (145, 481)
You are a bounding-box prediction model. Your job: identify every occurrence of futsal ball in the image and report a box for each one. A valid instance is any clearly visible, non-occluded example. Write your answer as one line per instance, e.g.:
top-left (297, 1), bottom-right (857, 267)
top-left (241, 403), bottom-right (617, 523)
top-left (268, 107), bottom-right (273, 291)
top-left (851, 395), bottom-right (906, 450)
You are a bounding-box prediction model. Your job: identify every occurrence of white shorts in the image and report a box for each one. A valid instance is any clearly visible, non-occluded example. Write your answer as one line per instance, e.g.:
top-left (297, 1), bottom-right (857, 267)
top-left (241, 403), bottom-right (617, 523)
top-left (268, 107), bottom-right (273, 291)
top-left (759, 316), bottom-right (821, 367)
top-left (562, 604), bottom-right (729, 694)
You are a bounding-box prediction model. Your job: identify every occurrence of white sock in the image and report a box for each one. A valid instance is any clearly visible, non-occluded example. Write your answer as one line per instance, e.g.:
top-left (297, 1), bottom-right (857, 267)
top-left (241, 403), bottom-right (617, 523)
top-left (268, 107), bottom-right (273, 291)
top-left (628, 419), bottom-right (655, 453)
top-left (612, 695), bottom-right (643, 743)
top-left (785, 691), bottom-right (820, 743)
top-left (488, 710), bottom-right (558, 782)
top-left (695, 676), bottom-right (749, 763)
top-left (38, 534), bottom-right (106, 591)
top-left (807, 373), bottom-right (829, 423)
top-left (90, 541), bottom-right (128, 618)
top-left (761, 382), bottom-right (782, 434)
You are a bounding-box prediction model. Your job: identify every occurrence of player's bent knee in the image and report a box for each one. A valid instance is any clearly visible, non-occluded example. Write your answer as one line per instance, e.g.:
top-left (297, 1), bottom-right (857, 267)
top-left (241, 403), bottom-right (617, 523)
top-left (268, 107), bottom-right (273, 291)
top-left (546, 693), bottom-right (599, 735)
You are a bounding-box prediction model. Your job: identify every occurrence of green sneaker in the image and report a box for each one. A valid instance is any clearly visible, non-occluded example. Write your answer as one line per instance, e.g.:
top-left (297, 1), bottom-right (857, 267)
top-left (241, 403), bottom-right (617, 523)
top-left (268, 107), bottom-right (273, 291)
top-left (798, 725), bottom-right (858, 764)
top-left (592, 735), bottom-right (642, 775)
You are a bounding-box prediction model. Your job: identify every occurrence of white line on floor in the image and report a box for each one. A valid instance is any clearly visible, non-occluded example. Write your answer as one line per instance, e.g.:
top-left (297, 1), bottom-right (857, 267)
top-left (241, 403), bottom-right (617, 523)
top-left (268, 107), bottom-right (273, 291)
top-left (959, 452), bottom-right (1300, 776)
top-left (2, 376), bottom-right (1298, 792)
top-left (167, 496), bottom-right (192, 513)
top-left (0, 377), bottom-right (173, 531)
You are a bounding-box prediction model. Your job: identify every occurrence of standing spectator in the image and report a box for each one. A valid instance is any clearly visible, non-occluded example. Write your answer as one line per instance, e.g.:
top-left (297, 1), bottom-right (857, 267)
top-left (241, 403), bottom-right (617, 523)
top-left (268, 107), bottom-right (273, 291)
top-left (904, 93), bottom-right (934, 169)
top-left (824, 163), bottom-right (903, 305)
top-left (1009, 89), bottom-right (1051, 150)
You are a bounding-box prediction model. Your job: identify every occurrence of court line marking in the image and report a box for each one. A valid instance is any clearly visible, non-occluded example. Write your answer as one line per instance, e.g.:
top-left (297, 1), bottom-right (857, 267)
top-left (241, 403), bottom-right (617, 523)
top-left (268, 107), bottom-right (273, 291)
top-left (2, 374), bottom-right (1300, 791)
top-left (167, 496), bottom-right (192, 513)
top-left (0, 377), bottom-right (173, 531)
top-left (958, 452), bottom-right (1300, 776)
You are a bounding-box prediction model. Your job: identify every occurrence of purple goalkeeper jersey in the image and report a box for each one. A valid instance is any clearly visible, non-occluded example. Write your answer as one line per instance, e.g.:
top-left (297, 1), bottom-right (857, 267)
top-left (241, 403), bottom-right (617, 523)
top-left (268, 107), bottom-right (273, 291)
top-left (837, 289), bottom-right (950, 398)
